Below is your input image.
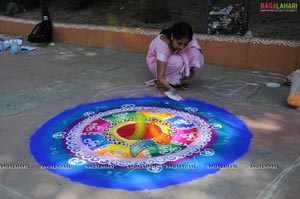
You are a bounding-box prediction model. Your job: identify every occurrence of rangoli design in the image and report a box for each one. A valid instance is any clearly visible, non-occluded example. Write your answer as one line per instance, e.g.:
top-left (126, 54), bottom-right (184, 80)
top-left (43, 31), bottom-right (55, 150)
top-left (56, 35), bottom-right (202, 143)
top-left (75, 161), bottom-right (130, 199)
top-left (30, 97), bottom-right (253, 190)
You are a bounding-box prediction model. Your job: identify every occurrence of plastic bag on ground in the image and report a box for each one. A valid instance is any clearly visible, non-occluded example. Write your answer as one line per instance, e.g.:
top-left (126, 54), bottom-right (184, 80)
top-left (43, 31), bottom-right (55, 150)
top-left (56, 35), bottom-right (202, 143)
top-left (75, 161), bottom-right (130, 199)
top-left (287, 69), bottom-right (300, 107)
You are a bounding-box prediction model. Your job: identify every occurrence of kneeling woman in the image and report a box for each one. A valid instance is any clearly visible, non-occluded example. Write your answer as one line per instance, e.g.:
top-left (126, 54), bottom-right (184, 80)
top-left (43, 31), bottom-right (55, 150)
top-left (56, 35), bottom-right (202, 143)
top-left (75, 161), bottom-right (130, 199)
top-left (146, 21), bottom-right (204, 93)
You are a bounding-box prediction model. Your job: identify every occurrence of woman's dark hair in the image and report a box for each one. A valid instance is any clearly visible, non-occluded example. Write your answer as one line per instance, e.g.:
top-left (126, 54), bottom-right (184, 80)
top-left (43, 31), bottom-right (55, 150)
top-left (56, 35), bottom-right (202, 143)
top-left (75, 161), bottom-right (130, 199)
top-left (160, 21), bottom-right (193, 41)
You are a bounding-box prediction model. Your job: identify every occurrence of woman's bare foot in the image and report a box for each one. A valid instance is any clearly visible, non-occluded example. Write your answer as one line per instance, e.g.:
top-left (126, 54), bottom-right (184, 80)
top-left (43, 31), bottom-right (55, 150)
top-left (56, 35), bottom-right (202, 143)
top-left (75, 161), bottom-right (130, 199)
top-left (172, 84), bottom-right (189, 90)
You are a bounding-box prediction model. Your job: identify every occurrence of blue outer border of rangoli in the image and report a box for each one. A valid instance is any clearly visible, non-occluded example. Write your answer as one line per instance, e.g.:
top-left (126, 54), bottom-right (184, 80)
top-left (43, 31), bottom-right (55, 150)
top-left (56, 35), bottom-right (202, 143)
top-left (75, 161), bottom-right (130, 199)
top-left (30, 97), bottom-right (253, 191)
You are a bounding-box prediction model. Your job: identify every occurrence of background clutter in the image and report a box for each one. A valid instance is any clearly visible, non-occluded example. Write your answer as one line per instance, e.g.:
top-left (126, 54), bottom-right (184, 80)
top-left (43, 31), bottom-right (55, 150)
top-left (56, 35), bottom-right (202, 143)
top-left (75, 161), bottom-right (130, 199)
top-left (0, 35), bottom-right (37, 53)
top-left (208, 3), bottom-right (249, 36)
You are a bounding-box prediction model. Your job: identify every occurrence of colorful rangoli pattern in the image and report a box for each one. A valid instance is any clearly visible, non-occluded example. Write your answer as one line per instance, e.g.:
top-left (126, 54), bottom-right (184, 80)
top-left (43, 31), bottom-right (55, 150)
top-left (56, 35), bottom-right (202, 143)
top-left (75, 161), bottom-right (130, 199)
top-left (30, 97), bottom-right (253, 190)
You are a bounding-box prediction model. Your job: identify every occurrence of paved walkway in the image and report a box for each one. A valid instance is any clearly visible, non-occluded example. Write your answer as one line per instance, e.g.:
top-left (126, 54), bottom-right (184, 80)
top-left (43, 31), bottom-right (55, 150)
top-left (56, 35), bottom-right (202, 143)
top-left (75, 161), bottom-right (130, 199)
top-left (0, 34), bottom-right (299, 199)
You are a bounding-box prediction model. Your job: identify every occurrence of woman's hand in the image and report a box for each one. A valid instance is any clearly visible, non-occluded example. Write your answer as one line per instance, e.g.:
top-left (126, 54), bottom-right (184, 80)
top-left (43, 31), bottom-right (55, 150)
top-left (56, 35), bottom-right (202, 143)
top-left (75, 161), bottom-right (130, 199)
top-left (157, 60), bottom-right (175, 91)
top-left (168, 87), bottom-right (177, 94)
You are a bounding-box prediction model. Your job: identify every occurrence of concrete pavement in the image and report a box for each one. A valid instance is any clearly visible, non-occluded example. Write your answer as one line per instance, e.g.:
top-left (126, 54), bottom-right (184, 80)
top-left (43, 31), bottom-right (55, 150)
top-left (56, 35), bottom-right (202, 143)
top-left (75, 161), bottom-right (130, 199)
top-left (0, 34), bottom-right (300, 199)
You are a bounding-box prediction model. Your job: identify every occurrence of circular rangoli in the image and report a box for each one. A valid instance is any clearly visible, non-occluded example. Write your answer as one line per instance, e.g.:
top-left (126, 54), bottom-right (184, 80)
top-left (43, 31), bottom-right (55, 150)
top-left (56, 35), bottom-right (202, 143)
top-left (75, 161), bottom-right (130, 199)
top-left (30, 97), bottom-right (252, 190)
